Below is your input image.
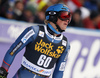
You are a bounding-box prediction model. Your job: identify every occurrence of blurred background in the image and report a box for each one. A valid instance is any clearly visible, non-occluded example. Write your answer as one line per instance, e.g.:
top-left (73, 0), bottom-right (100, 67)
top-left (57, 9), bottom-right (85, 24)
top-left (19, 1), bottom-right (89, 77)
top-left (0, 0), bottom-right (100, 78)
top-left (0, 0), bottom-right (100, 29)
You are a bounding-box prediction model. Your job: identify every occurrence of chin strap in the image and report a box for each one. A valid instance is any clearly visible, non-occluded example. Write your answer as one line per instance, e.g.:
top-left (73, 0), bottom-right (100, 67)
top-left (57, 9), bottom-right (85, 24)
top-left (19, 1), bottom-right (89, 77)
top-left (47, 23), bottom-right (60, 34)
top-left (52, 20), bottom-right (65, 33)
top-left (52, 18), bottom-right (65, 33)
top-left (55, 23), bottom-right (65, 32)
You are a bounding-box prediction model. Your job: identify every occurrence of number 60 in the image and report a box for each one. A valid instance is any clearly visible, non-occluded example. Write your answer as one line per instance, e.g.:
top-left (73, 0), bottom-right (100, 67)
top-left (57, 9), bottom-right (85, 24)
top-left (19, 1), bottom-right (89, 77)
top-left (37, 55), bottom-right (52, 68)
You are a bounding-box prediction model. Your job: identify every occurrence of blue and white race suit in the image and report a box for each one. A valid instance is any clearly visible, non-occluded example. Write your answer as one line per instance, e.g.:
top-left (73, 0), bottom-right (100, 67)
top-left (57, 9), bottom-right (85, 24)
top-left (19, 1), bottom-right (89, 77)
top-left (1, 23), bottom-right (70, 78)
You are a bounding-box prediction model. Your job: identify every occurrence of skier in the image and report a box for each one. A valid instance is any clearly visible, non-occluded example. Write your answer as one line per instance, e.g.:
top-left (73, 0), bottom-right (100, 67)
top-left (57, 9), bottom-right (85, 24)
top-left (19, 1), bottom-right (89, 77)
top-left (0, 3), bottom-right (71, 78)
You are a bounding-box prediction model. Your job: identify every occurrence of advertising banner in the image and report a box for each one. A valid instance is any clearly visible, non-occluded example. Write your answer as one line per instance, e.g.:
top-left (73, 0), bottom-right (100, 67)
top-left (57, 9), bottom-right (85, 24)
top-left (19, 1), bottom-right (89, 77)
top-left (0, 19), bottom-right (35, 43)
top-left (63, 28), bottom-right (100, 78)
top-left (0, 19), bottom-right (100, 78)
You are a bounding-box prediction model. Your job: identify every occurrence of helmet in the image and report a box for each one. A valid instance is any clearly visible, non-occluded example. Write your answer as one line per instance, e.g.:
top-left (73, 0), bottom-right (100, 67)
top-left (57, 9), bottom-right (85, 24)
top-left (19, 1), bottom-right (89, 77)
top-left (45, 3), bottom-right (71, 34)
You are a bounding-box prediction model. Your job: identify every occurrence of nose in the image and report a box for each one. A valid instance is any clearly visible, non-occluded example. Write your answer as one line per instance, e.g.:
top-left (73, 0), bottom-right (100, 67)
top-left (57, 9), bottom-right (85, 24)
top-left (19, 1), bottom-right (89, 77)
top-left (64, 19), bottom-right (70, 23)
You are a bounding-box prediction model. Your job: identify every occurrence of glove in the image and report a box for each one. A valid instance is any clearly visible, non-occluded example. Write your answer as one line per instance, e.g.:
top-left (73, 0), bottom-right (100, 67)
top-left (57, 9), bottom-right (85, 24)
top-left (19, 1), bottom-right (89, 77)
top-left (0, 67), bottom-right (8, 78)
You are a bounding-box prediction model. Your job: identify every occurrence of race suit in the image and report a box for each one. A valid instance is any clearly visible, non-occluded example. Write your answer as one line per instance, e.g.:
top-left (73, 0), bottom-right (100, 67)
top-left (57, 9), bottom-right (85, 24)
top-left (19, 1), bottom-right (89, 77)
top-left (1, 23), bottom-right (70, 78)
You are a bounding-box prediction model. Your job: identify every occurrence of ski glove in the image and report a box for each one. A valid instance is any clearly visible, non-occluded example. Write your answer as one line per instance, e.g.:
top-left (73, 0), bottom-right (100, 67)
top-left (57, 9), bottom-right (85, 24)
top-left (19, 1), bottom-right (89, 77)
top-left (0, 67), bottom-right (8, 78)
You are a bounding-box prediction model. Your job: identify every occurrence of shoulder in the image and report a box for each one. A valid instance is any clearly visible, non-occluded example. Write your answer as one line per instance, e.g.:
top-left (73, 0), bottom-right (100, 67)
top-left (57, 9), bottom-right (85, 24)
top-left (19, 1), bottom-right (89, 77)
top-left (25, 25), bottom-right (46, 39)
top-left (62, 34), bottom-right (67, 39)
top-left (62, 34), bottom-right (70, 51)
top-left (28, 25), bottom-right (45, 32)
top-left (25, 25), bottom-right (40, 35)
top-left (28, 25), bottom-right (39, 31)
top-left (62, 34), bottom-right (69, 47)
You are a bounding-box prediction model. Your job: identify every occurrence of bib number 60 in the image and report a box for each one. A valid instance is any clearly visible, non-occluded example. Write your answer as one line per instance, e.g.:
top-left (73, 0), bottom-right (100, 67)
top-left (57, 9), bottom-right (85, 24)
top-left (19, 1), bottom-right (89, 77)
top-left (37, 55), bottom-right (52, 68)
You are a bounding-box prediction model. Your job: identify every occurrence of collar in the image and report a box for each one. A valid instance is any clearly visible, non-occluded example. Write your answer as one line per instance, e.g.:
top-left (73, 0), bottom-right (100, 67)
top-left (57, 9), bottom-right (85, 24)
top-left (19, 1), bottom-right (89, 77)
top-left (44, 25), bottom-right (63, 40)
top-left (47, 23), bottom-right (61, 34)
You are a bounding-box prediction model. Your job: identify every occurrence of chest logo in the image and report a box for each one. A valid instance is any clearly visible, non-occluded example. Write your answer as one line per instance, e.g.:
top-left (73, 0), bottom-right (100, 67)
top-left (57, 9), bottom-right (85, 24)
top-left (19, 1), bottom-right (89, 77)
top-left (35, 39), bottom-right (65, 58)
top-left (39, 31), bottom-right (44, 37)
top-left (56, 46), bottom-right (64, 54)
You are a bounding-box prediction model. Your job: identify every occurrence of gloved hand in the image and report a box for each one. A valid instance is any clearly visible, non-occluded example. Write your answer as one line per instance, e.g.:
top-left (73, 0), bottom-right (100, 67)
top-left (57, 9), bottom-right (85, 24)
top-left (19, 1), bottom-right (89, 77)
top-left (0, 67), bottom-right (8, 78)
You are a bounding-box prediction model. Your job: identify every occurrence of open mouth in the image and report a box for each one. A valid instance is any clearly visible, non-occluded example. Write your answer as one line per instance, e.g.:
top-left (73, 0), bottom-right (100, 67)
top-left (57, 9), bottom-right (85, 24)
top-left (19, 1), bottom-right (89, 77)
top-left (64, 23), bottom-right (68, 25)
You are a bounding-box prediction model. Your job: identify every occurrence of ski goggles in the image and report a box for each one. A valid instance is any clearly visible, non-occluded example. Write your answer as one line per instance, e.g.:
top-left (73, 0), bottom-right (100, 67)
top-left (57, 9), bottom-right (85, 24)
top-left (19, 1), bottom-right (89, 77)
top-left (58, 11), bottom-right (72, 22)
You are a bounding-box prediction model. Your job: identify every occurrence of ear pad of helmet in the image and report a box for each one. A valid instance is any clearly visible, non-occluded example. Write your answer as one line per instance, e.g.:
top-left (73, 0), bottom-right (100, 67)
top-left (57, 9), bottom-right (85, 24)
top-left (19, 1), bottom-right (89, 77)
top-left (49, 15), bottom-right (57, 23)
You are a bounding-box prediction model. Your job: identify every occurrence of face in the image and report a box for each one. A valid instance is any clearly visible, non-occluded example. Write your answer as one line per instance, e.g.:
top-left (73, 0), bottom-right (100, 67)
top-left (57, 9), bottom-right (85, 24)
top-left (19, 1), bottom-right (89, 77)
top-left (16, 2), bottom-right (24, 11)
top-left (73, 13), bottom-right (81, 22)
top-left (93, 15), bottom-right (100, 25)
top-left (56, 18), bottom-right (69, 30)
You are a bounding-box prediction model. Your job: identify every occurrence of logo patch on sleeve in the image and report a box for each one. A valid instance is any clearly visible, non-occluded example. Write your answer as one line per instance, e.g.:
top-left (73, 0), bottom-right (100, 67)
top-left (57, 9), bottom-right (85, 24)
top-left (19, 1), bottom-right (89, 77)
top-left (10, 42), bottom-right (23, 55)
top-left (59, 62), bottom-right (66, 71)
top-left (62, 40), bottom-right (67, 46)
top-left (21, 29), bottom-right (35, 43)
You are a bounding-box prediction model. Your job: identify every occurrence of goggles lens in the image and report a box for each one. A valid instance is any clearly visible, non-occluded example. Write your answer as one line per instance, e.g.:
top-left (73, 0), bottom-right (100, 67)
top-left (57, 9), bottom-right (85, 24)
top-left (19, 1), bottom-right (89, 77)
top-left (59, 11), bottom-right (72, 22)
